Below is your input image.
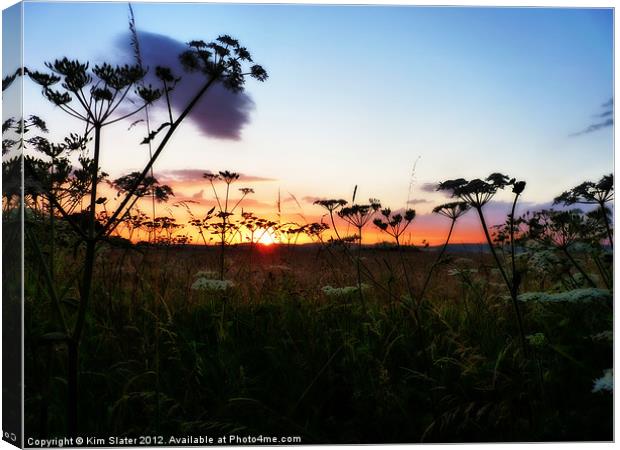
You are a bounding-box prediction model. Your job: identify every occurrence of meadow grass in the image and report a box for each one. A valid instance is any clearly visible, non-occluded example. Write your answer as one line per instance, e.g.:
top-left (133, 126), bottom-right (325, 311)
top-left (24, 242), bottom-right (612, 442)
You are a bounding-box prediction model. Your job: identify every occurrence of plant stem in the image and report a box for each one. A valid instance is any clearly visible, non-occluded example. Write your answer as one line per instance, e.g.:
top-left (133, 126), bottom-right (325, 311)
top-left (509, 193), bottom-right (519, 291)
top-left (102, 76), bottom-right (219, 238)
top-left (599, 200), bottom-right (613, 250)
top-left (476, 206), bottom-right (527, 353)
top-left (68, 124), bottom-right (101, 434)
top-left (561, 246), bottom-right (596, 287)
top-left (418, 219), bottom-right (455, 303)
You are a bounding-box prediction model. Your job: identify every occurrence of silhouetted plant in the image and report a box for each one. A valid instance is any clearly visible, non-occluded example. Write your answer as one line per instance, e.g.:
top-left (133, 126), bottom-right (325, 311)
top-left (521, 209), bottom-right (599, 288)
top-left (111, 172), bottom-right (174, 242)
top-left (337, 198), bottom-right (381, 248)
top-left (373, 208), bottom-right (416, 311)
top-left (314, 199), bottom-right (348, 242)
top-left (337, 198), bottom-right (381, 304)
top-left (554, 174), bottom-right (613, 248)
top-left (26, 34), bottom-right (267, 434)
top-left (438, 173), bottom-right (527, 352)
top-left (203, 170), bottom-right (254, 279)
top-left (418, 201), bottom-right (470, 302)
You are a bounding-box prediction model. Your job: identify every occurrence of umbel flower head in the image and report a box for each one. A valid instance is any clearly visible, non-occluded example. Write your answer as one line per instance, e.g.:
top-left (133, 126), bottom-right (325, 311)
top-left (517, 288), bottom-right (611, 304)
top-left (373, 207), bottom-right (416, 240)
top-left (219, 170), bottom-right (240, 184)
top-left (592, 369), bottom-right (613, 394)
top-left (179, 35), bottom-right (268, 93)
top-left (322, 284), bottom-right (370, 298)
top-left (554, 173), bottom-right (613, 206)
top-left (437, 173), bottom-right (523, 209)
top-left (191, 277), bottom-right (234, 291)
top-left (338, 199), bottom-right (382, 229)
top-left (432, 201), bottom-right (470, 221)
top-left (112, 172), bottom-right (174, 202)
top-left (314, 199), bottom-right (348, 212)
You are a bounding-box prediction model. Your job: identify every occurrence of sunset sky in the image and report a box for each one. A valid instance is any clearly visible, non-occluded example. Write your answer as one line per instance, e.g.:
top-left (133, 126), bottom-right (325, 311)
top-left (12, 2), bottom-right (614, 244)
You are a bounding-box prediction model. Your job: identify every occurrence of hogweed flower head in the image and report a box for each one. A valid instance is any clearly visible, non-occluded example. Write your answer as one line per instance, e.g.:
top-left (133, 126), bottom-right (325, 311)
top-left (322, 283), bottom-right (370, 298)
top-left (554, 173), bottom-right (613, 206)
top-left (592, 369), bottom-right (613, 393)
top-left (373, 207), bottom-right (415, 240)
top-left (338, 198), bottom-right (382, 230)
top-left (314, 199), bottom-right (348, 213)
top-left (432, 201), bottom-right (470, 221)
top-left (437, 173), bottom-right (517, 209)
top-left (191, 277), bottom-right (234, 291)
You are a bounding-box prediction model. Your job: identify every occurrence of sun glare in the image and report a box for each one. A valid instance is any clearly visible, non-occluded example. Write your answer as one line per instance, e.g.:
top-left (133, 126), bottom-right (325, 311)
top-left (258, 232), bottom-right (276, 246)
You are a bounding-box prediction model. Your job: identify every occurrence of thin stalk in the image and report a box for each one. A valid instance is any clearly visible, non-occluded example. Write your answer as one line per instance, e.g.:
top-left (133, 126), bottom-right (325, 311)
top-left (220, 182), bottom-right (231, 280)
top-left (476, 206), bottom-right (527, 353)
top-left (49, 158), bottom-right (55, 281)
top-left (599, 200), bottom-right (613, 250)
top-left (395, 236), bottom-right (418, 322)
top-left (356, 225), bottom-right (364, 307)
top-left (561, 246), bottom-right (596, 287)
top-left (68, 124), bottom-right (102, 434)
top-left (509, 194), bottom-right (519, 290)
top-left (593, 255), bottom-right (611, 289)
top-left (418, 219), bottom-right (455, 303)
top-left (101, 76), bottom-right (220, 238)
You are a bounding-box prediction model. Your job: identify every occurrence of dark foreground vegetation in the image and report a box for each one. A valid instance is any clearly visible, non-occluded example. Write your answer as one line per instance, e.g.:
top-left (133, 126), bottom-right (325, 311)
top-left (2, 9), bottom-right (612, 443)
top-left (22, 237), bottom-right (612, 442)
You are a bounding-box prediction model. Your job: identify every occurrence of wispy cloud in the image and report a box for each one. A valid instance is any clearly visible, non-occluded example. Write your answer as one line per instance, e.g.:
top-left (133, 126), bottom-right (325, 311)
top-left (419, 182), bottom-right (439, 193)
top-left (156, 169), bottom-right (276, 183)
top-left (570, 98), bottom-right (614, 136)
top-left (407, 198), bottom-right (430, 205)
top-left (302, 195), bottom-right (323, 204)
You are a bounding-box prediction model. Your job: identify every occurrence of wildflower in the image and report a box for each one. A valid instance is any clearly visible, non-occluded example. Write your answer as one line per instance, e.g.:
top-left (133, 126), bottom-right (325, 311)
top-left (447, 268), bottom-right (478, 277)
top-left (266, 264), bottom-right (291, 272)
top-left (432, 201), bottom-right (470, 220)
top-left (338, 199), bottom-right (381, 246)
top-left (373, 207), bottom-right (416, 241)
top-left (313, 199), bottom-right (348, 212)
top-left (437, 174), bottom-right (515, 209)
top-left (194, 269), bottom-right (218, 279)
top-left (517, 288), bottom-right (611, 303)
top-left (322, 284), bottom-right (370, 298)
top-left (526, 333), bottom-right (546, 349)
top-left (591, 331), bottom-right (613, 342)
top-left (554, 174), bottom-right (613, 207)
top-left (191, 277), bottom-right (234, 291)
top-left (592, 369), bottom-right (613, 393)
top-left (527, 249), bottom-right (562, 273)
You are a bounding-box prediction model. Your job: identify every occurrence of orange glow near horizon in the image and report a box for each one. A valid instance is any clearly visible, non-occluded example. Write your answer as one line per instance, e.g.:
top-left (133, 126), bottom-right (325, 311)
top-left (94, 182), bottom-right (489, 247)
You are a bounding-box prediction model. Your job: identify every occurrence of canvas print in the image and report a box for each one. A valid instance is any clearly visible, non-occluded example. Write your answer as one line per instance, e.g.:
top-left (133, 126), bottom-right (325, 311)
top-left (2, 1), bottom-right (614, 446)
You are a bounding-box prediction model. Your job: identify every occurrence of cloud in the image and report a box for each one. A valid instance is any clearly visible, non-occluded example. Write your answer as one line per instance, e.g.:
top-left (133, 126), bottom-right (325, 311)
top-left (156, 168), bottom-right (276, 183)
top-left (571, 98), bottom-right (614, 136)
top-left (302, 195), bottom-right (322, 204)
top-left (115, 30), bottom-right (256, 140)
top-left (419, 182), bottom-right (439, 193)
top-left (407, 198), bottom-right (430, 205)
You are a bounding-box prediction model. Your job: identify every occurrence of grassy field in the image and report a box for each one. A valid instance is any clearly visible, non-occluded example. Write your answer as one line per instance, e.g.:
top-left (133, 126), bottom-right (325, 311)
top-left (24, 241), bottom-right (613, 443)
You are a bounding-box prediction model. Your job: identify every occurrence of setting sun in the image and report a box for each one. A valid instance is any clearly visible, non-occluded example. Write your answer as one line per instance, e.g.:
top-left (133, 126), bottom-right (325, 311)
top-left (257, 231), bottom-right (276, 246)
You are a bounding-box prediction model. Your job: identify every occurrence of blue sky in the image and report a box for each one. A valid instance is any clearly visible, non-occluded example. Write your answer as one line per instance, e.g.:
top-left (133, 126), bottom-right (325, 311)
top-left (14, 2), bottom-right (614, 242)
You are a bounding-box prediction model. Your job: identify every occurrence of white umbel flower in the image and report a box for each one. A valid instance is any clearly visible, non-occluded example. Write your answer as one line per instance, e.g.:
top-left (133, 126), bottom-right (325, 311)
top-left (191, 278), bottom-right (234, 291)
top-left (592, 369), bottom-right (613, 393)
top-left (322, 284), bottom-right (369, 298)
top-left (518, 288), bottom-right (611, 303)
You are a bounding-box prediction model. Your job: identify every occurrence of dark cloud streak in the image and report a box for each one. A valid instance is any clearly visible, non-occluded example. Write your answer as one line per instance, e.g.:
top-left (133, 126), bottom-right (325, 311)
top-left (156, 168), bottom-right (276, 183)
top-left (571, 98), bottom-right (613, 136)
